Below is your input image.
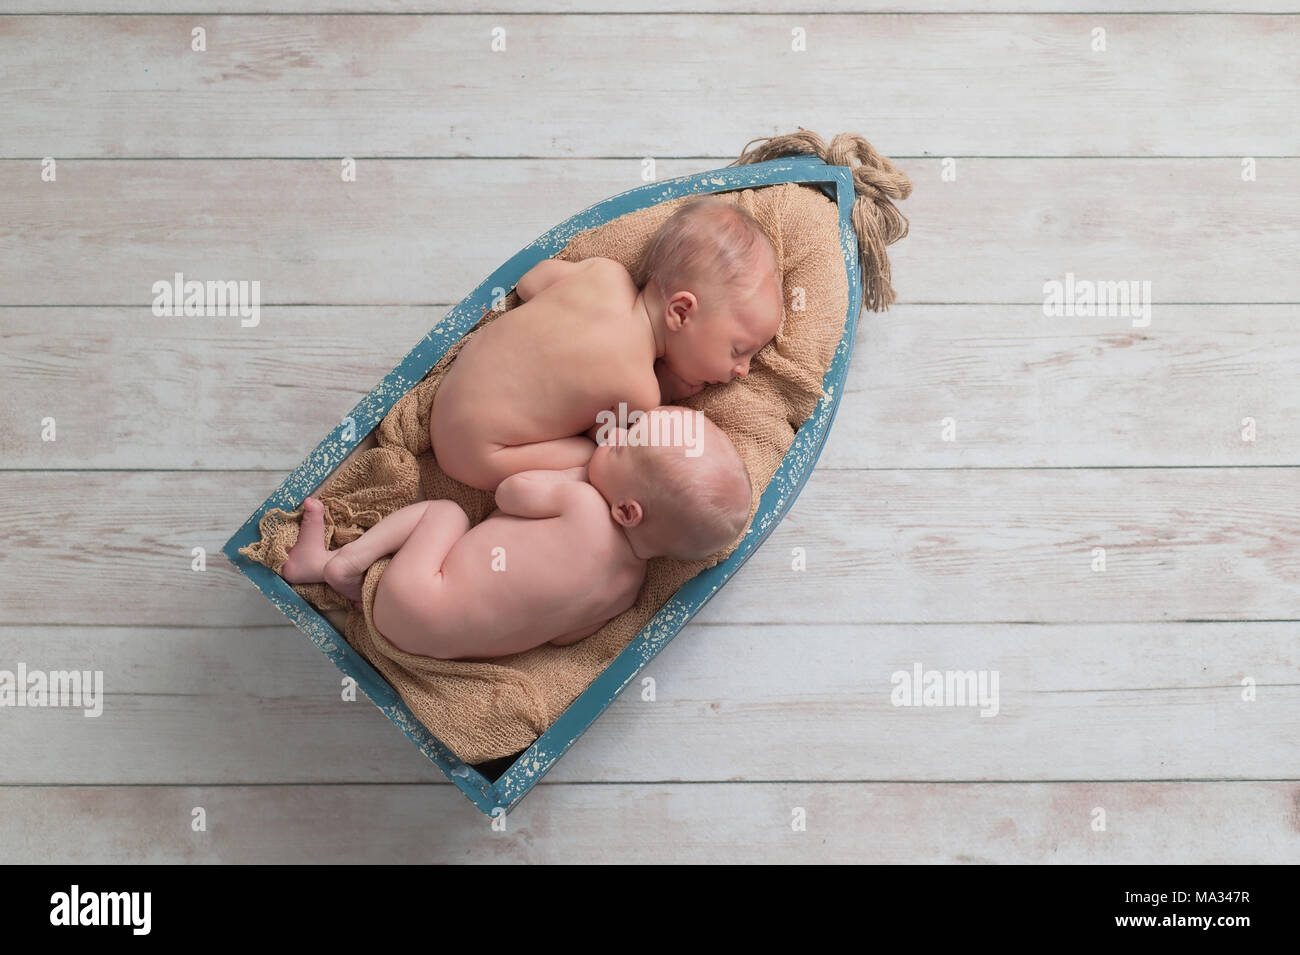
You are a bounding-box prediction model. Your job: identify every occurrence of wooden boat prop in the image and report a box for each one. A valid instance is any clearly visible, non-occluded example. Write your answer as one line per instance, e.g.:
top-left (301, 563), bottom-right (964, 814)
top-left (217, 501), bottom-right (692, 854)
top-left (225, 150), bottom-right (879, 816)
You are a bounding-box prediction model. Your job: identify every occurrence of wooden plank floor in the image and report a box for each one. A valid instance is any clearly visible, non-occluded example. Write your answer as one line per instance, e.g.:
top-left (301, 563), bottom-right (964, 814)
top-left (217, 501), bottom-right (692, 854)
top-left (1, 7), bottom-right (1297, 863)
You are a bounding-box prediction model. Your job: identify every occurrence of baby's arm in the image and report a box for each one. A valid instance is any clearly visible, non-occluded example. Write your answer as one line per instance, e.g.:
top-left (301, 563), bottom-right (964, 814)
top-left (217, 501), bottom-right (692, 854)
top-left (516, 255), bottom-right (623, 302)
top-left (654, 359), bottom-right (703, 402)
top-left (482, 436), bottom-right (595, 490)
top-left (494, 470), bottom-right (587, 519)
top-left (511, 466), bottom-right (588, 484)
top-left (515, 258), bottom-right (581, 301)
top-left (586, 377), bottom-right (664, 443)
top-left (550, 621), bottom-right (605, 647)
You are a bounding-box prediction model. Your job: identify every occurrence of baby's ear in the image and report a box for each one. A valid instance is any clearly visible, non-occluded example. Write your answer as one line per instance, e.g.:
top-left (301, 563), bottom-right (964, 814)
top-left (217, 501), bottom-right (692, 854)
top-left (666, 290), bottom-right (697, 330)
top-left (612, 500), bottom-right (644, 528)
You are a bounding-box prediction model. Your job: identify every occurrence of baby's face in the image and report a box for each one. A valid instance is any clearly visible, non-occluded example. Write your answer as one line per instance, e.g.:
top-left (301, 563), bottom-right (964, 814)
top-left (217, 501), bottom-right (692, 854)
top-left (587, 408), bottom-right (701, 511)
top-left (658, 266), bottom-right (783, 400)
top-left (588, 406), bottom-right (750, 558)
top-left (586, 413), bottom-right (656, 508)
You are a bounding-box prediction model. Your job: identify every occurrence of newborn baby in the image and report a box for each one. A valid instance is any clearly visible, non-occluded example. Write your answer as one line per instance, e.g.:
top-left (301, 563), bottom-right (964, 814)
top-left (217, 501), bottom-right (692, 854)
top-left (280, 407), bottom-right (752, 660)
top-left (431, 196), bottom-right (785, 491)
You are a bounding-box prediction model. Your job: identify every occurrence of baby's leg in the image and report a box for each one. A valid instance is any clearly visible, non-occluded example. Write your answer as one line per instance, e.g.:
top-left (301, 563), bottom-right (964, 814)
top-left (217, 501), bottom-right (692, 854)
top-left (371, 500), bottom-right (471, 656)
top-left (279, 497), bottom-right (457, 605)
top-left (478, 436), bottom-right (596, 490)
top-left (320, 500), bottom-right (460, 605)
top-left (431, 386), bottom-right (596, 490)
top-left (549, 620), bottom-right (605, 647)
top-left (280, 498), bottom-right (333, 584)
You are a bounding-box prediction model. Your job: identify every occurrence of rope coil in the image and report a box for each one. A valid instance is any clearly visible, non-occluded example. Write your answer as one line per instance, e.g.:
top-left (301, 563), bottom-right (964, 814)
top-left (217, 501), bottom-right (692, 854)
top-left (729, 127), bottom-right (913, 312)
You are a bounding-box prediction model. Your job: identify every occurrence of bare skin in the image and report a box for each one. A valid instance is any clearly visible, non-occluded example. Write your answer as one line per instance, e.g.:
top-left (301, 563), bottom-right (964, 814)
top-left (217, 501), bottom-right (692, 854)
top-left (431, 254), bottom-right (783, 492)
top-left (281, 448), bottom-right (659, 659)
top-left (281, 475), bottom-right (643, 659)
top-left (280, 411), bottom-right (748, 660)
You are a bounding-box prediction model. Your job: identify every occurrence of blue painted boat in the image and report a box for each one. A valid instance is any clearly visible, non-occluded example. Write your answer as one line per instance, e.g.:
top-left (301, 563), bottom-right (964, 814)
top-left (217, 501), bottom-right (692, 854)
top-left (224, 151), bottom-right (874, 817)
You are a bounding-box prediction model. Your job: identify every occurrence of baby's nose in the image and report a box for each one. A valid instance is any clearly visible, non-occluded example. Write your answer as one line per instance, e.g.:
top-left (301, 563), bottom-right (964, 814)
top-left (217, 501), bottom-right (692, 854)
top-left (733, 360), bottom-right (750, 378)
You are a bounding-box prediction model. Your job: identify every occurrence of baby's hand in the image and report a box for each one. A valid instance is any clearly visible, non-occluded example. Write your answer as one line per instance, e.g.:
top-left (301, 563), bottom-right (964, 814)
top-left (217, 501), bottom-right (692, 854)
top-left (495, 469), bottom-right (586, 519)
top-left (654, 358), bottom-right (705, 402)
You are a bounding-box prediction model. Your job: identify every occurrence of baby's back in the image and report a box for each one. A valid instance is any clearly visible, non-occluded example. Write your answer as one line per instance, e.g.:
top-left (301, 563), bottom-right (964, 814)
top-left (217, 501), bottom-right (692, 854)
top-left (435, 258), bottom-right (655, 449)
top-left (432, 483), bottom-right (645, 658)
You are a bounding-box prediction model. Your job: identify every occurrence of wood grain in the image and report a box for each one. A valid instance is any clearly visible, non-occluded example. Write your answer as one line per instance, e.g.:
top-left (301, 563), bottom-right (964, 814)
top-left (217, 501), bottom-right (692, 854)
top-left (3, 3), bottom-right (1295, 862)
top-left (0, 469), bottom-right (1295, 627)
top-left (1, 623), bottom-right (1296, 784)
top-left (3, 304), bottom-right (1297, 469)
top-left (1, 782), bottom-right (1295, 863)
top-left (15, 2), bottom-right (1300, 14)
top-left (2, 15), bottom-right (1296, 157)
top-left (2, 159), bottom-right (1297, 305)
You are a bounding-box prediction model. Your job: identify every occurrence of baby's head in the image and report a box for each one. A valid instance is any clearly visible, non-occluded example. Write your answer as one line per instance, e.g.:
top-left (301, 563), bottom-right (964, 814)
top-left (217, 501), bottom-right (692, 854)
top-left (634, 197), bottom-right (785, 401)
top-left (587, 406), bottom-right (753, 561)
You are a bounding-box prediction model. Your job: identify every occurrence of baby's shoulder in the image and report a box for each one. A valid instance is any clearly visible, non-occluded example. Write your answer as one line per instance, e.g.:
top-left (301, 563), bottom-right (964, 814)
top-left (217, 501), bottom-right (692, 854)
top-left (561, 479), bottom-right (613, 516)
top-left (577, 256), bottom-right (631, 280)
top-left (571, 257), bottom-right (636, 298)
top-left (559, 484), bottom-right (625, 537)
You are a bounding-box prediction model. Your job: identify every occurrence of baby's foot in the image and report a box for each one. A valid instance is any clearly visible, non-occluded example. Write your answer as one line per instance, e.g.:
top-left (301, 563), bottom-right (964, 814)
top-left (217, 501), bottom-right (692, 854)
top-left (323, 544), bottom-right (367, 607)
top-left (280, 498), bottom-right (330, 584)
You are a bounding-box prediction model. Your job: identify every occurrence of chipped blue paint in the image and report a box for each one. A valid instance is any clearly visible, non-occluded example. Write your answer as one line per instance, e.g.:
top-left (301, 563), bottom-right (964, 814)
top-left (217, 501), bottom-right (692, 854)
top-left (223, 154), bottom-right (863, 817)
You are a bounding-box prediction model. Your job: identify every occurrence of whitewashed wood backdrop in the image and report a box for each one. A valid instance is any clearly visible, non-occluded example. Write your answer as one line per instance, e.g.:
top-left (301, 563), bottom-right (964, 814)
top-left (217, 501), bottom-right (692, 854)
top-left (1, 4), bottom-right (1297, 863)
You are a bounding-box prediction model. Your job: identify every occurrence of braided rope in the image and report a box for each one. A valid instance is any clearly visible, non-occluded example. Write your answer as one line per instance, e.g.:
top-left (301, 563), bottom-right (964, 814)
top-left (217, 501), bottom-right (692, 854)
top-left (729, 127), bottom-right (912, 312)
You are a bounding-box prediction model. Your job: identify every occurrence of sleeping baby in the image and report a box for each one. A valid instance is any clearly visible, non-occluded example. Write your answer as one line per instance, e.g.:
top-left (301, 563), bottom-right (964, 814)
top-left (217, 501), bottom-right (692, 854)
top-left (431, 195), bottom-right (785, 491)
top-left (279, 407), bottom-right (752, 660)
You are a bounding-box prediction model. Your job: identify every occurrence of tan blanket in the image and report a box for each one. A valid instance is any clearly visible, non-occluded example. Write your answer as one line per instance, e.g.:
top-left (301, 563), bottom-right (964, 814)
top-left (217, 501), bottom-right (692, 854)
top-left (239, 131), bottom-right (911, 765)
